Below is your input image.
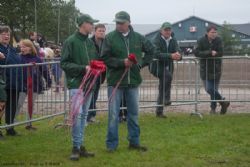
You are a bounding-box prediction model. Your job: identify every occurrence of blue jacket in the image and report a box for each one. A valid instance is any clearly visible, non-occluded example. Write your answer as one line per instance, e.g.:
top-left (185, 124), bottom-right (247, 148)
top-left (0, 44), bottom-right (22, 90)
top-left (20, 54), bottom-right (51, 93)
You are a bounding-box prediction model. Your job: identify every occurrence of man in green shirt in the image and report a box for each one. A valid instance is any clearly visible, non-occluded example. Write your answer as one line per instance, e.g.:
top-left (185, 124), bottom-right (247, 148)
top-left (61, 14), bottom-right (98, 161)
top-left (102, 11), bottom-right (155, 152)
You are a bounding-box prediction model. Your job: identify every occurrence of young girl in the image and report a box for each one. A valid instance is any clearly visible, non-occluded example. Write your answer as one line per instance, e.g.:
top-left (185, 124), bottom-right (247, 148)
top-left (17, 39), bottom-right (51, 130)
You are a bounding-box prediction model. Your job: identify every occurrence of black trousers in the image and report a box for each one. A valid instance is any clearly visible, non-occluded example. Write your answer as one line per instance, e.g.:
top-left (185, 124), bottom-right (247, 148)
top-left (156, 69), bottom-right (173, 114)
top-left (5, 89), bottom-right (19, 126)
top-left (119, 93), bottom-right (127, 118)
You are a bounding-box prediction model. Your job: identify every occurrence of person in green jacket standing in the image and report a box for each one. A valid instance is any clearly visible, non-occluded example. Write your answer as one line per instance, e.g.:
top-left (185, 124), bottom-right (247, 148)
top-left (149, 22), bottom-right (182, 118)
top-left (102, 11), bottom-right (155, 152)
top-left (195, 25), bottom-right (230, 114)
top-left (61, 14), bottom-right (98, 161)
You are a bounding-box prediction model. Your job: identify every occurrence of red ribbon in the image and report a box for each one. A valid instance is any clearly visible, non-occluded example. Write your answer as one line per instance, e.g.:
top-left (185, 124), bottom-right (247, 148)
top-left (108, 54), bottom-right (137, 102)
top-left (69, 60), bottom-right (106, 126)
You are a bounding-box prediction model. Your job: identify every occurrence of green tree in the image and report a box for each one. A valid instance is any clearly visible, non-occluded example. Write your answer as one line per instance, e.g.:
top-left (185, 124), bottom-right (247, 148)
top-left (219, 21), bottom-right (240, 55)
top-left (0, 0), bottom-right (80, 45)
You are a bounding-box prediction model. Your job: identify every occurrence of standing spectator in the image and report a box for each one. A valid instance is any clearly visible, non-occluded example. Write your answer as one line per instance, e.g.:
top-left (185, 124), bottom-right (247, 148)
top-left (102, 11), bottom-right (155, 152)
top-left (51, 48), bottom-right (62, 92)
top-left (16, 39), bottom-right (51, 130)
top-left (29, 31), bottom-right (40, 52)
top-left (0, 25), bottom-right (22, 136)
top-left (61, 14), bottom-right (98, 161)
top-left (195, 25), bottom-right (230, 114)
top-left (149, 22), bottom-right (182, 118)
top-left (87, 24), bottom-right (106, 123)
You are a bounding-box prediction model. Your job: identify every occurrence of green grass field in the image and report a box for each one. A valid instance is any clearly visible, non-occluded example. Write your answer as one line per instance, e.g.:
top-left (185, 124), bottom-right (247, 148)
top-left (0, 113), bottom-right (250, 167)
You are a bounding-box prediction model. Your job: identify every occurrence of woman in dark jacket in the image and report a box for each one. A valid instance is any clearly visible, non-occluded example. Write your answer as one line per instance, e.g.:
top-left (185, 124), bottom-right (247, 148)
top-left (0, 25), bottom-right (22, 136)
top-left (16, 39), bottom-right (51, 130)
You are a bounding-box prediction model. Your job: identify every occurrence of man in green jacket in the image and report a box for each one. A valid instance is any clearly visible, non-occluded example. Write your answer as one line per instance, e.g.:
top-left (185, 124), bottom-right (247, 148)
top-left (102, 11), bottom-right (155, 152)
top-left (61, 14), bottom-right (98, 161)
top-left (195, 25), bottom-right (230, 114)
top-left (149, 22), bottom-right (182, 118)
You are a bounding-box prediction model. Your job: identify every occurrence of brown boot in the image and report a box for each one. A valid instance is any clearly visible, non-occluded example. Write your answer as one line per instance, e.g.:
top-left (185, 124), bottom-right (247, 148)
top-left (80, 146), bottom-right (95, 157)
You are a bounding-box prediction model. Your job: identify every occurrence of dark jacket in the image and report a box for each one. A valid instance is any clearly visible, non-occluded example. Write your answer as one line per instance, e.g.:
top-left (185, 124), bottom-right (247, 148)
top-left (149, 32), bottom-right (180, 77)
top-left (101, 26), bottom-right (155, 87)
top-left (194, 35), bottom-right (223, 80)
top-left (91, 36), bottom-right (106, 83)
top-left (0, 44), bottom-right (22, 91)
top-left (20, 54), bottom-right (51, 93)
top-left (61, 31), bottom-right (98, 89)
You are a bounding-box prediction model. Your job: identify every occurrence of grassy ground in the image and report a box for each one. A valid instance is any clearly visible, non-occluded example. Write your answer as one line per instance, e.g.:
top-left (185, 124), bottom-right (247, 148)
top-left (0, 113), bottom-right (250, 167)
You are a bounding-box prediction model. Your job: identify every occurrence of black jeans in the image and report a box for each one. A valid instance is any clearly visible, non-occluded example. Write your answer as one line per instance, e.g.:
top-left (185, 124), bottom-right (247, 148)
top-left (156, 68), bottom-right (172, 114)
top-left (87, 78), bottom-right (101, 121)
top-left (119, 93), bottom-right (127, 119)
top-left (5, 89), bottom-right (19, 126)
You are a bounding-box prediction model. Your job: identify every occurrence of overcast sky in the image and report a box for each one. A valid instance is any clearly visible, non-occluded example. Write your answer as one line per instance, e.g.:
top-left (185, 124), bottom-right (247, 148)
top-left (75, 0), bottom-right (250, 25)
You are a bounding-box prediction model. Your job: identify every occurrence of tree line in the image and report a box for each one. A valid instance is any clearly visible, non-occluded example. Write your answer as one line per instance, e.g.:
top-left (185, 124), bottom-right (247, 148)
top-left (0, 0), bottom-right (81, 45)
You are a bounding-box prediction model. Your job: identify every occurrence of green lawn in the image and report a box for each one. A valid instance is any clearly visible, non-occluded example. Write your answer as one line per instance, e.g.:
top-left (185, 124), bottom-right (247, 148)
top-left (0, 113), bottom-right (250, 167)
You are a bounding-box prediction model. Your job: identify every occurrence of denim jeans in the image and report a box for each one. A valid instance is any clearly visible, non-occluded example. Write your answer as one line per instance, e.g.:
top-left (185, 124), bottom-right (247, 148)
top-left (156, 68), bottom-right (173, 114)
top-left (106, 86), bottom-right (140, 150)
top-left (202, 79), bottom-right (223, 110)
top-left (70, 89), bottom-right (92, 149)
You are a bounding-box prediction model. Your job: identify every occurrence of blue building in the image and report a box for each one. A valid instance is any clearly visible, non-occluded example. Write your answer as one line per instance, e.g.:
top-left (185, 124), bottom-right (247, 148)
top-left (146, 16), bottom-right (250, 52)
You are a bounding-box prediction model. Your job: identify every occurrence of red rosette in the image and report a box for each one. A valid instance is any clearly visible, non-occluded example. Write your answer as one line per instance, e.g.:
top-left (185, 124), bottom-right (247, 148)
top-left (90, 60), bottom-right (106, 72)
top-left (128, 53), bottom-right (137, 64)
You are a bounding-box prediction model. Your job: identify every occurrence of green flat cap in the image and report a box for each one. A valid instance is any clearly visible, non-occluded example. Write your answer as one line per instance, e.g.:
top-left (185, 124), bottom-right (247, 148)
top-left (77, 14), bottom-right (99, 26)
top-left (113, 11), bottom-right (130, 23)
top-left (161, 22), bottom-right (172, 29)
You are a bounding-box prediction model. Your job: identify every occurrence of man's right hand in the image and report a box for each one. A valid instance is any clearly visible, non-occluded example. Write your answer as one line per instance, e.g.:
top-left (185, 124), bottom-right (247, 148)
top-left (124, 58), bottom-right (133, 68)
top-left (211, 50), bottom-right (217, 56)
top-left (85, 65), bottom-right (90, 72)
top-left (171, 52), bottom-right (182, 60)
top-left (0, 52), bottom-right (5, 60)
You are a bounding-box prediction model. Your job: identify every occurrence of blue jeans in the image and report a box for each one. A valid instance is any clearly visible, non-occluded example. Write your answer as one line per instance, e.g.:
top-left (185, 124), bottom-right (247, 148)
top-left (106, 86), bottom-right (140, 150)
top-left (70, 89), bottom-right (92, 149)
top-left (202, 79), bottom-right (223, 110)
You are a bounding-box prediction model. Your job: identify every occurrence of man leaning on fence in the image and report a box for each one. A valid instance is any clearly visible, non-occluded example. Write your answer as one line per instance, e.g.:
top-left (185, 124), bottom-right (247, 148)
top-left (149, 22), bottom-right (182, 118)
top-left (101, 11), bottom-right (155, 152)
top-left (195, 25), bottom-right (230, 114)
top-left (60, 14), bottom-right (98, 161)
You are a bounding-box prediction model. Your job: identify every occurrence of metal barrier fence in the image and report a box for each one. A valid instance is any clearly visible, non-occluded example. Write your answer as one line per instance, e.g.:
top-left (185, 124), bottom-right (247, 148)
top-left (0, 61), bottom-right (67, 129)
top-left (0, 56), bottom-right (249, 129)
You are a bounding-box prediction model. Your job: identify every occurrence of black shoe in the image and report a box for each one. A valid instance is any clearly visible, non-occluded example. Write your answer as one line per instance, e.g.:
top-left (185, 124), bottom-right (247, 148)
top-left (220, 101), bottom-right (230, 115)
top-left (129, 144), bottom-right (147, 152)
top-left (80, 146), bottom-right (95, 157)
top-left (6, 128), bottom-right (18, 136)
top-left (156, 113), bottom-right (167, 118)
top-left (69, 147), bottom-right (80, 161)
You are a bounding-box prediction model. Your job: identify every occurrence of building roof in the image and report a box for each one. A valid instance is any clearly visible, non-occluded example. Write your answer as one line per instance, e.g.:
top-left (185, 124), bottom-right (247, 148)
top-left (230, 23), bottom-right (250, 36)
top-left (145, 16), bottom-right (250, 38)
